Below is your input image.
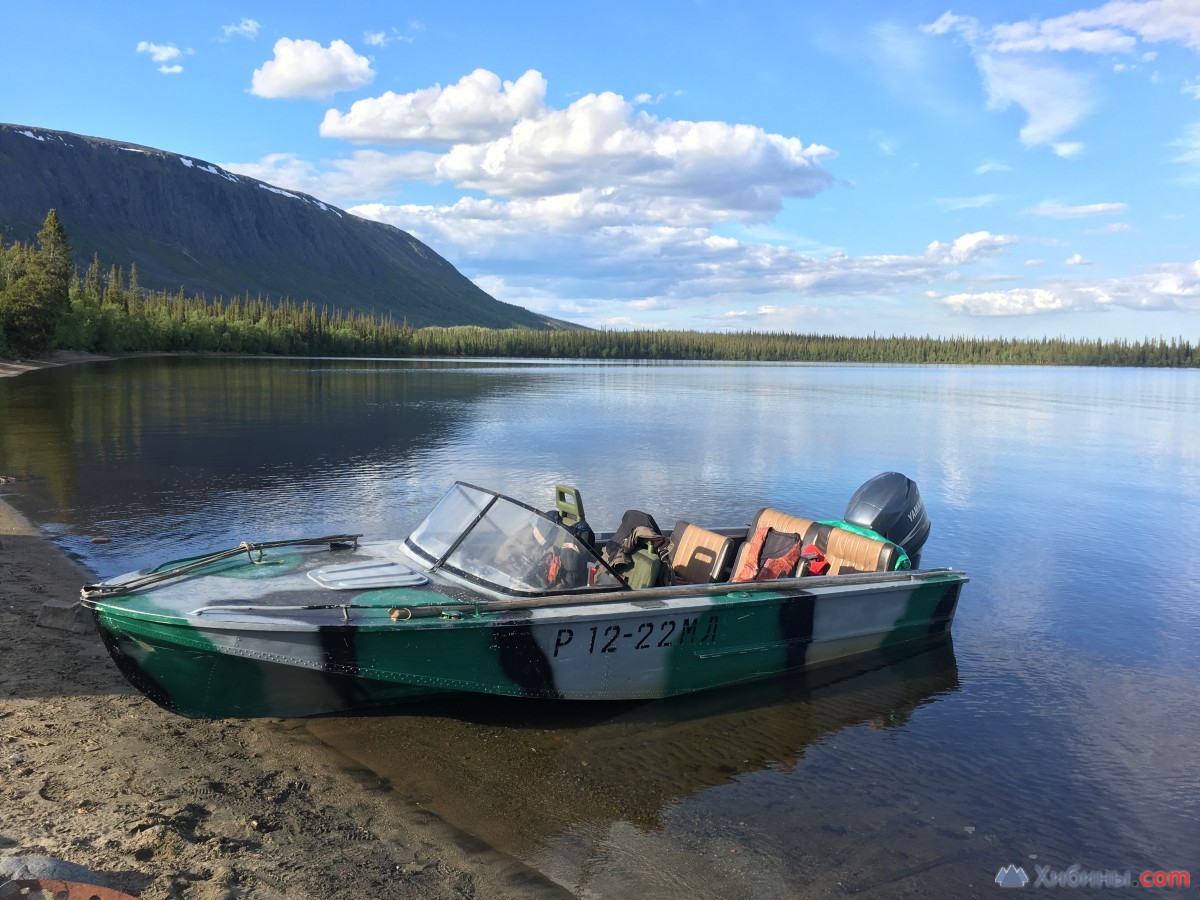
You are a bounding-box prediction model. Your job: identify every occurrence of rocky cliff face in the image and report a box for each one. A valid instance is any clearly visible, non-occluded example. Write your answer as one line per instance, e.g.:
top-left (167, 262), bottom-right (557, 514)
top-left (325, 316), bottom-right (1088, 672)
top-left (0, 124), bottom-right (562, 329)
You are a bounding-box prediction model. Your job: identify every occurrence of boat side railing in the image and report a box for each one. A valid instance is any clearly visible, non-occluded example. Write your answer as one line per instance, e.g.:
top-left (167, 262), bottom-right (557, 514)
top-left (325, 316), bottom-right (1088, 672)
top-left (79, 534), bottom-right (362, 602)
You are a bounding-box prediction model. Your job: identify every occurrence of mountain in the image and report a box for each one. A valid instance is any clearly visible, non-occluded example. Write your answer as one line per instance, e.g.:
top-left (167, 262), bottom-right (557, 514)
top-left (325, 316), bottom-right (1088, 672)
top-left (0, 124), bottom-right (571, 329)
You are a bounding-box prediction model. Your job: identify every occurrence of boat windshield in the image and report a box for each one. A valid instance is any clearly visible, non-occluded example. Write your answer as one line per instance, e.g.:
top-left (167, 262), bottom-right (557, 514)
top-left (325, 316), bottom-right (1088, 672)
top-left (407, 483), bottom-right (615, 593)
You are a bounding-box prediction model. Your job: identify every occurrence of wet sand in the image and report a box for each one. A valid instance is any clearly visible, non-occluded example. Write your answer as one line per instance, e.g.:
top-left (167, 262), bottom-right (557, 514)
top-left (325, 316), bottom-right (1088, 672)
top-left (0, 356), bottom-right (570, 898)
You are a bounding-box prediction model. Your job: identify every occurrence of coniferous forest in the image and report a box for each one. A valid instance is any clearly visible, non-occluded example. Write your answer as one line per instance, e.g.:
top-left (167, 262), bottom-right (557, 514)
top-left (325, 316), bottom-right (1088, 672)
top-left (1, 211), bottom-right (1196, 367)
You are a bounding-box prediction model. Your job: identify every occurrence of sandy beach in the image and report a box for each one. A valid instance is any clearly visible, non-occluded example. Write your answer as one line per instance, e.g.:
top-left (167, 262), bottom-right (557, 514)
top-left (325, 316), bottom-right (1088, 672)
top-left (0, 355), bottom-right (568, 899)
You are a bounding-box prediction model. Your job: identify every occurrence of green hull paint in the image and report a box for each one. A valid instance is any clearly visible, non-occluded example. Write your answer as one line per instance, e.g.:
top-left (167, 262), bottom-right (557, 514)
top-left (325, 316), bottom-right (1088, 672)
top-left (92, 575), bottom-right (965, 719)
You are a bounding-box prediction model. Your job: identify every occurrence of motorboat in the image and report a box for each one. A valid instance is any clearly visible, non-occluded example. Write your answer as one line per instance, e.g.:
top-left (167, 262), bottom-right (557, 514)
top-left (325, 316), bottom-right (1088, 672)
top-left (80, 473), bottom-right (967, 718)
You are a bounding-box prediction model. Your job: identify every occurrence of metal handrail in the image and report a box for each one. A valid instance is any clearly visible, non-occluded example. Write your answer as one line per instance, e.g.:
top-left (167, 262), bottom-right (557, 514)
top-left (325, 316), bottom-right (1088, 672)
top-left (80, 534), bottom-right (361, 601)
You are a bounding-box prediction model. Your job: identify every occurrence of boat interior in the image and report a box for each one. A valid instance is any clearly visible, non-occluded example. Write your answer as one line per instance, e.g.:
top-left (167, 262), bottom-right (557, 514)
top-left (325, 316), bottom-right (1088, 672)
top-left (663, 513), bottom-right (903, 584)
top-left (558, 483), bottom-right (910, 589)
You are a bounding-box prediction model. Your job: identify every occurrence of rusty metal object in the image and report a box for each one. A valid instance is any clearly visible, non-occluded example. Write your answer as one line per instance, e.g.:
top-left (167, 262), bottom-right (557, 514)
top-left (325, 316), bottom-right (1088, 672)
top-left (0, 879), bottom-right (138, 900)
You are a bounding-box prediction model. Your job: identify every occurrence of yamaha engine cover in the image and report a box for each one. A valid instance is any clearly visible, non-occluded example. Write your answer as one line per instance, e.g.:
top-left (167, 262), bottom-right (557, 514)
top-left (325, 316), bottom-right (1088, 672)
top-left (844, 472), bottom-right (930, 567)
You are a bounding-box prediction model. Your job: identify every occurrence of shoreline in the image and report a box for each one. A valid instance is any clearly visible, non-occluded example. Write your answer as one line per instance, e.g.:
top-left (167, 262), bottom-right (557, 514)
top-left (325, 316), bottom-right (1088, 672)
top-left (0, 496), bottom-right (568, 899)
top-left (0, 350), bottom-right (118, 378)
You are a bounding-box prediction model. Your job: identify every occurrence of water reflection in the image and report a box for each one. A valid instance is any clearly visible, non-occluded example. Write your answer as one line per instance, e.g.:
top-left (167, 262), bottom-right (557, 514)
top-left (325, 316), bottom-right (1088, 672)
top-left (3, 358), bottom-right (1199, 894)
top-left (305, 641), bottom-right (958, 877)
top-left (0, 357), bottom-right (550, 573)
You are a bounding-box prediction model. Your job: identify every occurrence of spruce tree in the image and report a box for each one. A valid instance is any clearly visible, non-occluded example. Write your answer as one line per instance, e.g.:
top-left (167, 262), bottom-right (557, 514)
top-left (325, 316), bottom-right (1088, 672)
top-left (0, 210), bottom-right (74, 355)
top-left (36, 209), bottom-right (73, 286)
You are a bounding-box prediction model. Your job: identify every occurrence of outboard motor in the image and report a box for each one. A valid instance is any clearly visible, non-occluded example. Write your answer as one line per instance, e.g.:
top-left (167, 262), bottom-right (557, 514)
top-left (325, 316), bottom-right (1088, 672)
top-left (844, 472), bottom-right (930, 568)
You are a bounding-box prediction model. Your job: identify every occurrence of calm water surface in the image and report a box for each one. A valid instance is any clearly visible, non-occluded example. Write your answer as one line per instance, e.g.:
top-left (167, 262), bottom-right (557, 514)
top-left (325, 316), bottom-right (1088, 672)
top-left (1, 357), bottom-right (1197, 896)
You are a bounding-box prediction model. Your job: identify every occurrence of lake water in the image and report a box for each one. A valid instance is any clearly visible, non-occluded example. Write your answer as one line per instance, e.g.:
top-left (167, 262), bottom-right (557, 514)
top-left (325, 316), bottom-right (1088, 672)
top-left (1, 356), bottom-right (1197, 896)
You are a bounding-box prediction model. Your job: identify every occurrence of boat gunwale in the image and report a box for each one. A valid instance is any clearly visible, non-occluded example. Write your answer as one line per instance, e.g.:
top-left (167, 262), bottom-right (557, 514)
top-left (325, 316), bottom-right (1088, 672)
top-left (85, 567), bottom-right (968, 630)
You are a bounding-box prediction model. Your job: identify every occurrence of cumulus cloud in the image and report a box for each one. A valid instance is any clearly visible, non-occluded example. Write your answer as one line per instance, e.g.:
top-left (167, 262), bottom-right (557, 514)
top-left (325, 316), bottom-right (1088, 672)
top-left (222, 18), bottom-right (260, 41)
top-left (1066, 253), bottom-right (1091, 265)
top-left (925, 231), bottom-right (1018, 264)
top-left (944, 287), bottom-right (1085, 315)
top-left (251, 38), bottom-right (374, 99)
top-left (1028, 200), bottom-right (1128, 218)
top-left (238, 69), bottom-right (838, 230)
top-left (321, 69), bottom-right (548, 144)
top-left (944, 259), bottom-right (1200, 315)
top-left (136, 41), bottom-right (187, 74)
top-left (351, 195), bottom-right (1020, 313)
top-left (430, 90), bottom-right (837, 221)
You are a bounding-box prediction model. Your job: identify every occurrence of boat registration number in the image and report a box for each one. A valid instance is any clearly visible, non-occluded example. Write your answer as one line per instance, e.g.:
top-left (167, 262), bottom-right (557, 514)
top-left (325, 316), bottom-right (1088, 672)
top-left (551, 615), bottom-right (720, 657)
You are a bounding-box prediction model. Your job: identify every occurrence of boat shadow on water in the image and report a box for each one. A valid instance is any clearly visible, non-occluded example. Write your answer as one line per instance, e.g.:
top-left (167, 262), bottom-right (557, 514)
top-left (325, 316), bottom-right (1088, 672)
top-left (301, 638), bottom-right (960, 853)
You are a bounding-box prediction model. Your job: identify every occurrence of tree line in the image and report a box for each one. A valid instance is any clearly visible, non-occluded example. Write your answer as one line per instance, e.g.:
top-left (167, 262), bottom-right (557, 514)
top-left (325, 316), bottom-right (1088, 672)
top-left (1, 210), bottom-right (1196, 367)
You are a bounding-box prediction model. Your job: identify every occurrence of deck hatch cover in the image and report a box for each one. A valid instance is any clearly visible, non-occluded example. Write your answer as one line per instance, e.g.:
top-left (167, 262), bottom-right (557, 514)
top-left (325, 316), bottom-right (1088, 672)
top-left (308, 560), bottom-right (429, 590)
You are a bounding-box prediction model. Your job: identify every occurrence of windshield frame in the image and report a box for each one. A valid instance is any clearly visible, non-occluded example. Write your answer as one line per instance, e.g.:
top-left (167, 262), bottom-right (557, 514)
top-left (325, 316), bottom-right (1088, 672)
top-left (405, 482), bottom-right (627, 596)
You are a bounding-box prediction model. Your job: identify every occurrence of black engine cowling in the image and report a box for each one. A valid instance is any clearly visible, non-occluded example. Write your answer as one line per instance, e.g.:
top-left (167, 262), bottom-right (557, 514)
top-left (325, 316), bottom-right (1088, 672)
top-left (843, 472), bottom-right (930, 568)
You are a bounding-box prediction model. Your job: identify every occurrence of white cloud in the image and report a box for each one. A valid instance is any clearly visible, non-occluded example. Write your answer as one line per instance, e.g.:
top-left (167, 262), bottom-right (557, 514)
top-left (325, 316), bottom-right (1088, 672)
top-left (1185, 79), bottom-right (1200, 100)
top-left (923, 3), bottom-right (1200, 152)
top-left (944, 259), bottom-right (1200, 316)
top-left (247, 70), bottom-right (839, 231)
top-left (320, 69), bottom-right (548, 144)
top-left (1089, 222), bottom-right (1134, 234)
top-left (931, 3), bottom-right (1200, 56)
top-left (429, 90), bottom-right (837, 221)
top-left (1026, 259), bottom-right (1048, 266)
top-left (989, 17), bottom-right (1136, 54)
top-left (250, 38), bottom-right (374, 99)
top-left (1052, 141), bottom-right (1084, 158)
top-left (925, 231), bottom-right (1018, 264)
top-left (1027, 201), bottom-right (1128, 218)
top-left (224, 150), bottom-right (439, 199)
top-left (633, 90), bottom-right (686, 106)
top-left (975, 160), bottom-right (1011, 173)
top-left (1066, 253), bottom-right (1091, 265)
top-left (136, 41), bottom-right (187, 74)
top-left (352, 196), bottom-right (1019, 310)
top-left (978, 54), bottom-right (1095, 149)
top-left (222, 18), bottom-right (260, 41)
top-left (945, 287), bottom-right (1085, 315)
top-left (361, 22), bottom-right (422, 48)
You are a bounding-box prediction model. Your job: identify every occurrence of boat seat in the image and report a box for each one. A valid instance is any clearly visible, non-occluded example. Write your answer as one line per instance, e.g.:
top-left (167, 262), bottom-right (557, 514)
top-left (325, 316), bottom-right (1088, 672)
top-left (731, 509), bottom-right (816, 578)
top-left (820, 525), bottom-right (902, 573)
top-left (669, 521), bottom-right (735, 584)
top-left (732, 508), bottom-right (901, 577)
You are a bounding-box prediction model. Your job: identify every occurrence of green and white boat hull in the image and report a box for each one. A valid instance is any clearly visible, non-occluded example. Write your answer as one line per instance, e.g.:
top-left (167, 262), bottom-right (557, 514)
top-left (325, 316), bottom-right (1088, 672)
top-left (85, 541), bottom-right (965, 719)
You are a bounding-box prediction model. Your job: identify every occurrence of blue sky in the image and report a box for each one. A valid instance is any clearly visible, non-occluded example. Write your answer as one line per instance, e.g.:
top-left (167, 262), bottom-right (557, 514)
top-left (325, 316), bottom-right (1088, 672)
top-left (4, 1), bottom-right (1200, 338)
